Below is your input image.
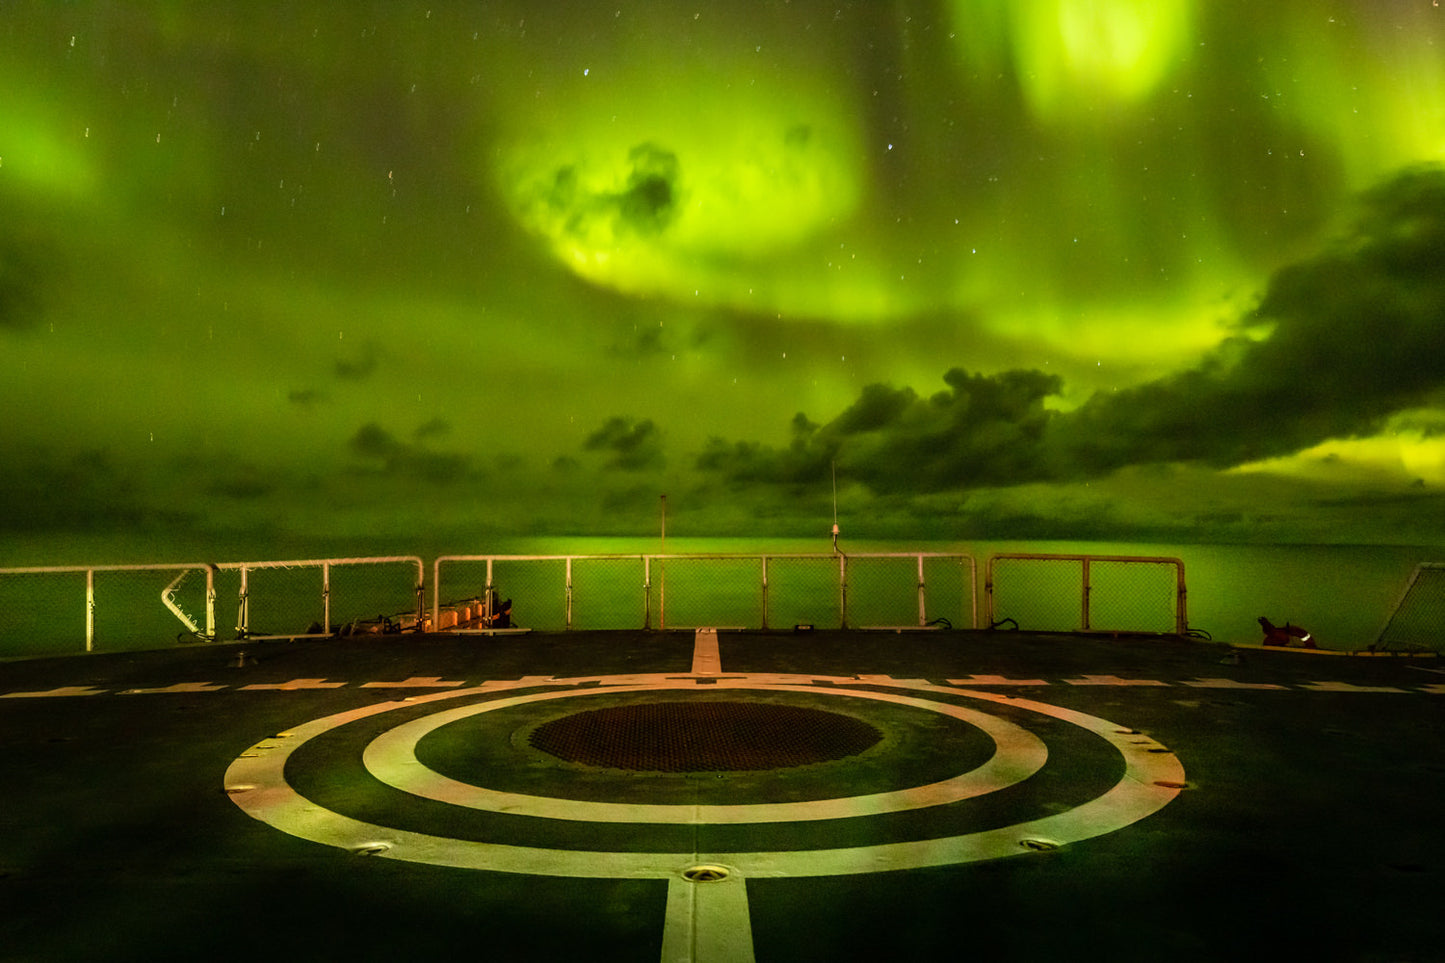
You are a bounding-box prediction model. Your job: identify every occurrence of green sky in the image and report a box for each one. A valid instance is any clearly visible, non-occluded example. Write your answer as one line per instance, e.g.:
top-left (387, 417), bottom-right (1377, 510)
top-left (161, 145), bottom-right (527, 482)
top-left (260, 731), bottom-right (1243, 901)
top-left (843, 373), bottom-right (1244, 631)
top-left (2, 0), bottom-right (1444, 559)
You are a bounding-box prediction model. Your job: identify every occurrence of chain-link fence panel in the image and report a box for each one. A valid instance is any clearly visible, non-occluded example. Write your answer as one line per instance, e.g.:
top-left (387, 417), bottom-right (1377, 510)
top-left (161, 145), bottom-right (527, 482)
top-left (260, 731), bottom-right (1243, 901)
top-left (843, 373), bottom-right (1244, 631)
top-left (989, 556), bottom-right (1086, 632)
top-left (570, 556), bottom-right (648, 629)
top-left (1377, 563), bottom-right (1445, 653)
top-left (764, 556), bottom-right (843, 628)
top-left (0, 569), bottom-right (89, 657)
top-left (218, 558), bottom-right (423, 638)
top-left (95, 567), bottom-right (210, 648)
top-left (488, 558), bottom-right (569, 631)
top-left (988, 554), bottom-right (1185, 635)
top-left (655, 556), bottom-right (764, 629)
top-left (922, 555), bottom-right (975, 629)
top-left (1086, 559), bottom-right (1184, 634)
top-left (0, 565), bottom-right (215, 656)
top-left (844, 555), bottom-right (926, 628)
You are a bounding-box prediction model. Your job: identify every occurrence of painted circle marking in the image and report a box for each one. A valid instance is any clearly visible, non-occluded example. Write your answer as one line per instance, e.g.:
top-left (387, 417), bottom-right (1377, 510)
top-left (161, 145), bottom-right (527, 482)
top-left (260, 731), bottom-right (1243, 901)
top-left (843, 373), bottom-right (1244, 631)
top-left (363, 682), bottom-right (1047, 823)
top-left (225, 672), bottom-right (1185, 879)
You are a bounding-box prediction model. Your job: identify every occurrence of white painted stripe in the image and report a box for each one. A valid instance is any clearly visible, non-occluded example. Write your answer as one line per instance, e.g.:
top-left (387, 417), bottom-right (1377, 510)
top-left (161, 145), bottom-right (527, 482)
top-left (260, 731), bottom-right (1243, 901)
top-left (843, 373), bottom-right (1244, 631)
top-left (661, 873), bottom-right (755, 963)
top-left (363, 681), bottom-right (1047, 823)
top-left (359, 677), bottom-right (467, 689)
top-left (691, 628), bottom-right (721, 675)
top-left (224, 672), bottom-right (1185, 880)
top-left (240, 678), bottom-right (347, 691)
top-left (120, 682), bottom-right (226, 694)
top-left (0, 686), bottom-right (106, 698)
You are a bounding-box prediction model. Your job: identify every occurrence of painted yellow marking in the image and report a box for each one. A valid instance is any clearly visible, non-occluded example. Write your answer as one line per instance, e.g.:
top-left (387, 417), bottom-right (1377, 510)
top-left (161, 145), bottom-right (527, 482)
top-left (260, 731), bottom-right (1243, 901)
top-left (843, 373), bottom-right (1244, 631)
top-left (1298, 681), bottom-right (1407, 694)
top-left (364, 681), bottom-right (1047, 823)
top-left (662, 870), bottom-right (755, 963)
top-left (1063, 675), bottom-right (1169, 687)
top-left (1420, 684), bottom-right (1445, 695)
top-left (1180, 678), bottom-right (1287, 690)
top-left (0, 686), bottom-right (106, 698)
top-left (241, 678), bottom-right (347, 691)
top-left (120, 682), bottom-right (227, 695)
top-left (691, 628), bottom-right (721, 675)
top-left (359, 677), bottom-right (467, 689)
top-left (947, 675), bottom-right (1048, 687)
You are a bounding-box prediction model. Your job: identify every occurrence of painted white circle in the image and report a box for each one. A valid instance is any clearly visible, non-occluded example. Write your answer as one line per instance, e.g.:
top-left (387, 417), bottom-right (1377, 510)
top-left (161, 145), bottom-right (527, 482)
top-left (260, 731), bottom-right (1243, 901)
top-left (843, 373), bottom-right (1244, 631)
top-left (363, 682), bottom-right (1047, 823)
top-left (225, 672), bottom-right (1186, 879)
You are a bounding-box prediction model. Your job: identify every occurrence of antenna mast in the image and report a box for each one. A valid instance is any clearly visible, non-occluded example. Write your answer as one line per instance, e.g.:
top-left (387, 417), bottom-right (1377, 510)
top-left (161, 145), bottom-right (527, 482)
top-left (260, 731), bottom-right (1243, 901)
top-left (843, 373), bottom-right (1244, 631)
top-left (831, 460), bottom-right (840, 554)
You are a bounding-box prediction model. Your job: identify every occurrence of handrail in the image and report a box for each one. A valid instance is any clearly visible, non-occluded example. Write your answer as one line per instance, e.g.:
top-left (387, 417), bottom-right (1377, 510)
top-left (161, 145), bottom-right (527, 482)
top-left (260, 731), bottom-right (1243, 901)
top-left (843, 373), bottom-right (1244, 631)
top-left (985, 553), bottom-right (1188, 636)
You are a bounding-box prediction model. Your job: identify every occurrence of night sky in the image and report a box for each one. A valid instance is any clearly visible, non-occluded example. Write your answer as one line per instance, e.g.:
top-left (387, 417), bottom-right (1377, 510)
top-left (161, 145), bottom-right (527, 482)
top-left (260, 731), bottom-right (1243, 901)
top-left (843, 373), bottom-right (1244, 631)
top-left (3, 1), bottom-right (1444, 560)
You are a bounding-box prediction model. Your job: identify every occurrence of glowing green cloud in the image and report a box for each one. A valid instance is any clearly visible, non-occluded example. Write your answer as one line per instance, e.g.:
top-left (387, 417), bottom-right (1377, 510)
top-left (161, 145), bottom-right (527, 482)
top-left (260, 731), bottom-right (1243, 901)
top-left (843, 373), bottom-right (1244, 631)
top-left (494, 67), bottom-right (863, 308)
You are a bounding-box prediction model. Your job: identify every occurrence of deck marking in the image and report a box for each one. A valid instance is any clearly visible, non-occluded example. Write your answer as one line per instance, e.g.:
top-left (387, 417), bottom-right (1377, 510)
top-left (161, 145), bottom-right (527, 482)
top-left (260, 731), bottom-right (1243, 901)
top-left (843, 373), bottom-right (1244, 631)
top-left (662, 871), bottom-right (755, 963)
top-left (1180, 678), bottom-right (1288, 690)
top-left (0, 686), bottom-right (107, 699)
top-left (947, 675), bottom-right (1048, 687)
top-left (1298, 681), bottom-right (1407, 694)
top-left (225, 671), bottom-right (1184, 879)
top-left (1064, 675), bottom-right (1169, 687)
top-left (691, 629), bottom-right (722, 675)
top-left (359, 677), bottom-right (467, 689)
top-left (240, 678), bottom-right (347, 691)
top-left (363, 681), bottom-right (1046, 823)
top-left (120, 682), bottom-right (227, 695)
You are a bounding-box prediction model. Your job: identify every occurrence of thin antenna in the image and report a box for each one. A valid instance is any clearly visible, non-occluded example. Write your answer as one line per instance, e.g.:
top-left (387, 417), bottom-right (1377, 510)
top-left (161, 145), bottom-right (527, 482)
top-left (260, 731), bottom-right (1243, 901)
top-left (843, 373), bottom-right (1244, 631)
top-left (831, 460), bottom-right (840, 554)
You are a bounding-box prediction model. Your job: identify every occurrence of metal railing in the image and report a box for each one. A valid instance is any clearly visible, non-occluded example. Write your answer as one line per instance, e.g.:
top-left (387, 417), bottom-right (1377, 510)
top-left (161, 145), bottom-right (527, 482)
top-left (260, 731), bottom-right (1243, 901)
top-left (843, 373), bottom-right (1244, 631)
top-left (1376, 562), bottom-right (1445, 653)
top-left (0, 562), bottom-right (215, 654)
top-left (217, 557), bottom-right (426, 639)
top-left (985, 553), bottom-right (1188, 636)
top-left (432, 552), bottom-right (977, 632)
top-left (3, 549), bottom-right (1199, 652)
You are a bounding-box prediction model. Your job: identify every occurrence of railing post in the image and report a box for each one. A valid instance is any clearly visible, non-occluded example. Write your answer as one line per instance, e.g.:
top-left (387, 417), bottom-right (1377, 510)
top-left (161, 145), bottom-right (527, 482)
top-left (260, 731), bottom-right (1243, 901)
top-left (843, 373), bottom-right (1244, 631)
top-left (85, 569), bottom-right (95, 653)
top-left (643, 556), bottom-right (652, 630)
top-left (237, 565), bottom-right (250, 637)
top-left (322, 562), bottom-right (332, 633)
top-left (917, 554), bottom-right (926, 627)
top-left (761, 556), bottom-right (770, 630)
top-left (565, 557), bottom-right (574, 630)
top-left (1081, 557), bottom-right (1092, 632)
top-left (205, 565), bottom-right (217, 640)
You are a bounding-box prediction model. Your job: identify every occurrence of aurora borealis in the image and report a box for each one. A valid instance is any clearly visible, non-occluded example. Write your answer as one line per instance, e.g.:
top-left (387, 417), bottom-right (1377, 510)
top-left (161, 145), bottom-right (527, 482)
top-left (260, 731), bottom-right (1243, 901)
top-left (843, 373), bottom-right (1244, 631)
top-left (2, 1), bottom-right (1444, 559)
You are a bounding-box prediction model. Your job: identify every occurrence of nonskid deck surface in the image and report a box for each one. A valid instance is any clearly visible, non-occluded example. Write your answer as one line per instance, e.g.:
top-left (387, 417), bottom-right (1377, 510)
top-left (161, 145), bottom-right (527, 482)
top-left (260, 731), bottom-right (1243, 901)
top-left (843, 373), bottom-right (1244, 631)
top-left (1, 629), bottom-right (1442, 962)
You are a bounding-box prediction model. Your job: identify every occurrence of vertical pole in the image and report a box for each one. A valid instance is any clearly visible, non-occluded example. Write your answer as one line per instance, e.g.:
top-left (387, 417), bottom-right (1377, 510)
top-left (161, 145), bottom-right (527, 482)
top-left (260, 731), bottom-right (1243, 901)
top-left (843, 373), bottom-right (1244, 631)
top-left (838, 554), bottom-right (848, 628)
top-left (85, 569), bottom-right (95, 653)
top-left (322, 562), bottom-right (331, 634)
top-left (643, 555), bottom-right (652, 630)
top-left (1081, 557), bottom-right (1092, 632)
top-left (237, 565), bottom-right (250, 637)
top-left (917, 555), bottom-right (927, 627)
top-left (205, 565), bottom-right (217, 640)
top-left (761, 556), bottom-right (770, 630)
top-left (659, 495), bottom-right (667, 632)
top-left (565, 557), bottom-right (574, 630)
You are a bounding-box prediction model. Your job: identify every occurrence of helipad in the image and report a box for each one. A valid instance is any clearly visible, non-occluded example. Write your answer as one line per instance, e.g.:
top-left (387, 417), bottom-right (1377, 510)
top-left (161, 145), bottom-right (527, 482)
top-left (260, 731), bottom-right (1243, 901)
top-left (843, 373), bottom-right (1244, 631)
top-left (2, 628), bottom-right (1442, 961)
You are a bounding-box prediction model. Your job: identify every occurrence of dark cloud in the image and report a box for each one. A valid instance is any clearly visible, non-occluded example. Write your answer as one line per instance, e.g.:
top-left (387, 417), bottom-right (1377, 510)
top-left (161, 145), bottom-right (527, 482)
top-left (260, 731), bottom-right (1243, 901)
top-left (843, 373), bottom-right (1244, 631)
top-left (0, 242), bottom-right (45, 332)
top-left (583, 416), bottom-right (665, 471)
top-left (0, 446), bottom-right (183, 533)
top-left (414, 417), bottom-right (452, 440)
top-left (287, 388), bottom-right (326, 406)
top-left (699, 367), bottom-right (1061, 492)
top-left (1056, 165), bottom-right (1445, 472)
top-left (697, 166), bottom-right (1445, 496)
top-left (335, 344), bottom-right (380, 380)
top-left (347, 422), bottom-right (472, 484)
